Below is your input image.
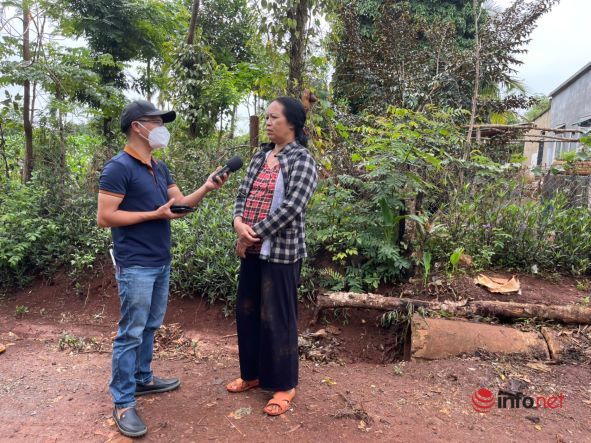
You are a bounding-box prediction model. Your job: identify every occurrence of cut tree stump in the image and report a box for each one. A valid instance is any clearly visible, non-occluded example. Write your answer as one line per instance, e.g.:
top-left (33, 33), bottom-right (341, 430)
top-left (312, 292), bottom-right (591, 325)
top-left (410, 315), bottom-right (549, 361)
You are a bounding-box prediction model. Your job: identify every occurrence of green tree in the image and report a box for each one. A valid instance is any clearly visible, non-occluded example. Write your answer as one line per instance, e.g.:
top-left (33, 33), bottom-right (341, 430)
top-left (261, 0), bottom-right (334, 98)
top-left (523, 95), bottom-right (549, 122)
top-left (331, 0), bottom-right (476, 113)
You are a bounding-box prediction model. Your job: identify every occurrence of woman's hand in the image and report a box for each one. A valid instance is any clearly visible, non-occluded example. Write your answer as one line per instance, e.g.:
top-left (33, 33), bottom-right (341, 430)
top-left (234, 218), bottom-right (260, 245)
top-left (235, 240), bottom-right (248, 258)
top-left (234, 218), bottom-right (259, 258)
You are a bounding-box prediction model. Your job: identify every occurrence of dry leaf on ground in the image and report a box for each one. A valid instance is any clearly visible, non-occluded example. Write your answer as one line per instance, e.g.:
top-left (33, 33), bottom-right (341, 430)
top-left (475, 274), bottom-right (521, 294)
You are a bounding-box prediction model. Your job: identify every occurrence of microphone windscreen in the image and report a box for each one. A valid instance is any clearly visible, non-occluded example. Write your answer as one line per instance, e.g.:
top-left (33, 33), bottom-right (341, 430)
top-left (226, 156), bottom-right (243, 172)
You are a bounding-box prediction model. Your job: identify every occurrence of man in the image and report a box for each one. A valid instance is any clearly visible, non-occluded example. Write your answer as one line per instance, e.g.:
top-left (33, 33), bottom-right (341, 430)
top-left (97, 100), bottom-right (227, 437)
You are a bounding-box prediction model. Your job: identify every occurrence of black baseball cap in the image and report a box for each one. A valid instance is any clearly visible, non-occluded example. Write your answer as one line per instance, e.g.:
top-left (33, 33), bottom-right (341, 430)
top-left (120, 99), bottom-right (176, 133)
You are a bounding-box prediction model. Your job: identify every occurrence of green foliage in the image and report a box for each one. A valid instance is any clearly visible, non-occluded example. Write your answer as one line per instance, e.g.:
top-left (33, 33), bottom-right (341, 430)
top-left (449, 247), bottom-right (464, 275)
top-left (332, 0), bottom-right (476, 113)
top-left (421, 251), bottom-right (432, 285)
top-left (523, 94), bottom-right (549, 122)
top-left (432, 182), bottom-right (591, 275)
top-left (61, 0), bottom-right (175, 63)
top-left (169, 37), bottom-right (248, 139)
top-left (169, 182), bottom-right (240, 307)
top-left (0, 181), bottom-right (58, 287)
top-left (15, 305), bottom-right (29, 317)
top-left (0, 0), bottom-right (582, 316)
top-left (0, 179), bottom-right (110, 290)
top-left (198, 0), bottom-right (258, 67)
top-left (307, 176), bottom-right (411, 292)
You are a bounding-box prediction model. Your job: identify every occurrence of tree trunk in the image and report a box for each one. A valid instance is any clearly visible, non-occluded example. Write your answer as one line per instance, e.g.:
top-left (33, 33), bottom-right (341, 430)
top-left (217, 110), bottom-right (223, 151)
top-left (56, 84), bottom-right (66, 174)
top-left (465, 0), bottom-right (482, 146)
top-left (146, 57), bottom-right (152, 100)
top-left (249, 115), bottom-right (259, 156)
top-left (287, 0), bottom-right (308, 98)
top-left (22, 1), bottom-right (33, 183)
top-left (313, 292), bottom-right (591, 326)
top-left (0, 123), bottom-right (9, 179)
top-left (229, 104), bottom-right (237, 139)
top-left (187, 0), bottom-right (200, 45)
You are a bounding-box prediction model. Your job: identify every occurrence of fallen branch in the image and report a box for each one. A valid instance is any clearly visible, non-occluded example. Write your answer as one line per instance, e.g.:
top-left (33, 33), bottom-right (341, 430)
top-left (312, 292), bottom-right (591, 325)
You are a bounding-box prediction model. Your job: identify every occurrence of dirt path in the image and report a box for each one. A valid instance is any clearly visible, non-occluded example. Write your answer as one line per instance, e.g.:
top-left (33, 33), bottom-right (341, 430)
top-left (1, 273), bottom-right (591, 442)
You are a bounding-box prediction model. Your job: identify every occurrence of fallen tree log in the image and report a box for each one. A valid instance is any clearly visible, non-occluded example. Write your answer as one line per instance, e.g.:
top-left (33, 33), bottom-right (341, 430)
top-left (410, 315), bottom-right (549, 360)
top-left (312, 292), bottom-right (591, 325)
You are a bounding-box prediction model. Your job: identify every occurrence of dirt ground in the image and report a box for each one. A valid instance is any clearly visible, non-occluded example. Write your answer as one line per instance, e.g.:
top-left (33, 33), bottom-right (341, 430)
top-left (1, 270), bottom-right (591, 442)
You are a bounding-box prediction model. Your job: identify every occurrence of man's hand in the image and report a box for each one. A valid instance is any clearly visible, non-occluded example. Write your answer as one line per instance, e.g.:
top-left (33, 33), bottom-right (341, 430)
top-left (97, 194), bottom-right (186, 227)
top-left (154, 198), bottom-right (187, 220)
top-left (204, 167), bottom-right (229, 191)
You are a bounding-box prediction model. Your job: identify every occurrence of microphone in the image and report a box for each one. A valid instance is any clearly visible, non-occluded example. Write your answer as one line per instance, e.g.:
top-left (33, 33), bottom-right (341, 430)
top-left (213, 155), bottom-right (243, 180)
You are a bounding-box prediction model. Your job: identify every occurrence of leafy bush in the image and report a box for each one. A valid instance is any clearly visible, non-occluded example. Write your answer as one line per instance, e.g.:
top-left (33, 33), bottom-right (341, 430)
top-left (170, 182), bottom-right (240, 307)
top-left (0, 179), bottom-right (110, 290)
top-left (0, 181), bottom-right (58, 287)
top-left (432, 180), bottom-right (591, 275)
top-left (306, 106), bottom-right (470, 292)
top-left (307, 176), bottom-right (411, 293)
top-left (50, 192), bottom-right (111, 280)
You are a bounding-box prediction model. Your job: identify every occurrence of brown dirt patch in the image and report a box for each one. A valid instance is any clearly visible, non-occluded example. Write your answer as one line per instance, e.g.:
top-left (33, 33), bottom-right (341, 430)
top-left (395, 271), bottom-right (591, 307)
top-left (1, 270), bottom-right (591, 441)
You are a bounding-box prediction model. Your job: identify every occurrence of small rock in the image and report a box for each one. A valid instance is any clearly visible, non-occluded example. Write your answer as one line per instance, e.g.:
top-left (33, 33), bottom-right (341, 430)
top-left (526, 416), bottom-right (540, 424)
top-left (325, 325), bottom-right (341, 335)
top-left (0, 343), bottom-right (6, 354)
top-left (499, 379), bottom-right (528, 397)
top-left (298, 336), bottom-right (311, 348)
top-left (310, 329), bottom-right (328, 339)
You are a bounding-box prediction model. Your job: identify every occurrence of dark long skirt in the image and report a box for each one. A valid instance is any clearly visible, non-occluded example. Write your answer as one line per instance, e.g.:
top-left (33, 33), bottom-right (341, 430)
top-left (235, 254), bottom-right (301, 391)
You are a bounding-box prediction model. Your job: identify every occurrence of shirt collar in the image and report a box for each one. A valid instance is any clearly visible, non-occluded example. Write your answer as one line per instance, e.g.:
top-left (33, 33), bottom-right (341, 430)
top-left (262, 141), bottom-right (299, 156)
top-left (124, 145), bottom-right (157, 169)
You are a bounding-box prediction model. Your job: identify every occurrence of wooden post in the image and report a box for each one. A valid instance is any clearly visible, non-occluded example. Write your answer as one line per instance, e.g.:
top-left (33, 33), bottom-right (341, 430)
top-left (249, 115), bottom-right (259, 155)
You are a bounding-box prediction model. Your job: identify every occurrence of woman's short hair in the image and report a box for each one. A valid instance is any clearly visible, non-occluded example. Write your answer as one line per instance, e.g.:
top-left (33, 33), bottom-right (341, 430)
top-left (273, 96), bottom-right (308, 147)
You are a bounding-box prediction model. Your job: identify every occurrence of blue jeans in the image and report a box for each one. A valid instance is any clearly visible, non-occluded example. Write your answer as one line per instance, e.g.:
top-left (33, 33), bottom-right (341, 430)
top-left (110, 264), bottom-right (171, 408)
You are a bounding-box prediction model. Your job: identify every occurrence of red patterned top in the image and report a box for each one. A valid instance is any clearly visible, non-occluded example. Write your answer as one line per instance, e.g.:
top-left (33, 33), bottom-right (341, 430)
top-left (242, 161), bottom-right (280, 253)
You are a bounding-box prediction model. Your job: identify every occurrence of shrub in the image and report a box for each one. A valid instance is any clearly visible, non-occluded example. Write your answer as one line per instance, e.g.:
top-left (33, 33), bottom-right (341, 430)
top-left (432, 180), bottom-right (591, 275)
top-left (0, 181), bottom-right (58, 288)
top-left (0, 179), bottom-right (110, 290)
top-left (307, 176), bottom-right (411, 292)
top-left (170, 181), bottom-right (240, 307)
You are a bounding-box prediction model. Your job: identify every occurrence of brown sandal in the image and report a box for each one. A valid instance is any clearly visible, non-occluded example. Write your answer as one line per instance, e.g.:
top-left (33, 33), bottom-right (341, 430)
top-left (226, 378), bottom-right (259, 393)
top-left (263, 389), bottom-right (296, 416)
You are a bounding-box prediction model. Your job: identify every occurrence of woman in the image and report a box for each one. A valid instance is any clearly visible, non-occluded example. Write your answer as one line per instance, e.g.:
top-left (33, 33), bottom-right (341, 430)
top-left (226, 97), bottom-right (318, 416)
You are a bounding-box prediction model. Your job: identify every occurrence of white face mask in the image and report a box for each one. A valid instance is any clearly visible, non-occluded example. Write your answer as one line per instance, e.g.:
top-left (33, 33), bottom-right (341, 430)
top-left (138, 123), bottom-right (171, 150)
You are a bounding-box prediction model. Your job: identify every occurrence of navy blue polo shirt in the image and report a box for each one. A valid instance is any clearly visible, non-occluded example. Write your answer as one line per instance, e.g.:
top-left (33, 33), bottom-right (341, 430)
top-left (99, 146), bottom-right (176, 268)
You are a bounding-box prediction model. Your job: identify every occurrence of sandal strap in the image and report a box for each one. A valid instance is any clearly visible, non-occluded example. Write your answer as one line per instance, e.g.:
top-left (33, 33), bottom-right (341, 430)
top-left (227, 378), bottom-right (259, 392)
top-left (266, 398), bottom-right (291, 407)
top-left (266, 390), bottom-right (295, 407)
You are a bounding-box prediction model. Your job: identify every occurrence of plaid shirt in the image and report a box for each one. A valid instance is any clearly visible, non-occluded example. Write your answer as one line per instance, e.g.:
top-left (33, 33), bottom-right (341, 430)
top-left (234, 141), bottom-right (318, 264)
top-left (242, 162), bottom-right (280, 253)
